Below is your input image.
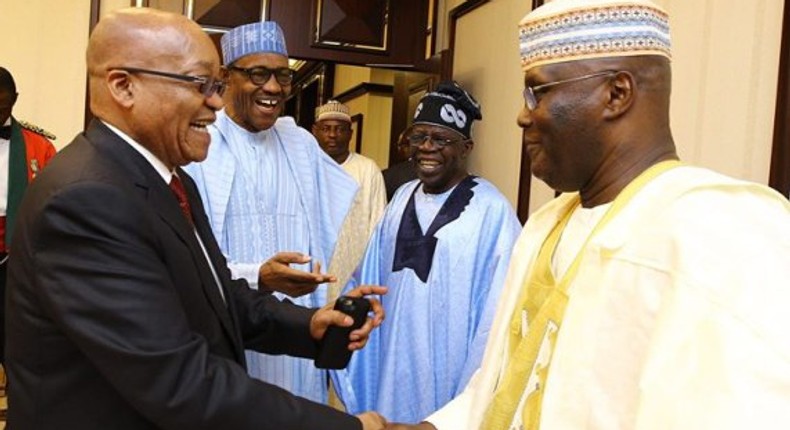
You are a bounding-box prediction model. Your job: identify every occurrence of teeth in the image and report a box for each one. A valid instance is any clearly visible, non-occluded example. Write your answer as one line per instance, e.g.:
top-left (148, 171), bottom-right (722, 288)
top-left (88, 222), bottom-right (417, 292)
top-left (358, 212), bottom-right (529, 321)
top-left (190, 121), bottom-right (211, 129)
top-left (255, 99), bottom-right (278, 107)
top-left (419, 160), bottom-right (440, 167)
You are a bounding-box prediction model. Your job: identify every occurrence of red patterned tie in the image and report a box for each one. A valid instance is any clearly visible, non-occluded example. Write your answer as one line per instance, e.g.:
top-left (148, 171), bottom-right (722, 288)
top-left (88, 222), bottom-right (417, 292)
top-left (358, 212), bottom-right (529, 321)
top-left (169, 174), bottom-right (194, 226)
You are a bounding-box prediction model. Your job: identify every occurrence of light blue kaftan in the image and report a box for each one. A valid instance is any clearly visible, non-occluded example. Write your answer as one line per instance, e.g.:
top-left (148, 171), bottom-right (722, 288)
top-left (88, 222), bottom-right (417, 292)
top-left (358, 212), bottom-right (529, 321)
top-left (184, 111), bottom-right (357, 403)
top-left (332, 176), bottom-right (521, 422)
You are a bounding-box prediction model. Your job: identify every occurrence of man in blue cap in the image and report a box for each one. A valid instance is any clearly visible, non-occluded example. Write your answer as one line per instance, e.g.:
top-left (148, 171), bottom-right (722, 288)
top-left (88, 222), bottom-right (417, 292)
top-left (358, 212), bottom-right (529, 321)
top-left (184, 21), bottom-right (359, 404)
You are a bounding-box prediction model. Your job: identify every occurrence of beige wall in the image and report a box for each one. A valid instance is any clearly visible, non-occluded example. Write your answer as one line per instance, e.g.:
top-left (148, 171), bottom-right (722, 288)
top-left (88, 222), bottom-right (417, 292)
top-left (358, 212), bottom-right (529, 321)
top-left (2, 0), bottom-right (785, 198)
top-left (332, 65), bottom-right (393, 169)
top-left (0, 0), bottom-right (91, 149)
top-left (661, 0), bottom-right (783, 184)
top-left (452, 0), bottom-right (535, 207)
top-left (453, 0), bottom-right (785, 213)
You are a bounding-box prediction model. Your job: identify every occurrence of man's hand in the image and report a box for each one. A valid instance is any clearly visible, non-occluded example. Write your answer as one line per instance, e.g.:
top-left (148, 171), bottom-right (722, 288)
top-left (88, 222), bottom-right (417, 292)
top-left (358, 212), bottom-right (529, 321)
top-left (385, 423), bottom-right (436, 430)
top-left (258, 252), bottom-right (335, 297)
top-left (357, 411), bottom-right (388, 430)
top-left (309, 285), bottom-right (387, 350)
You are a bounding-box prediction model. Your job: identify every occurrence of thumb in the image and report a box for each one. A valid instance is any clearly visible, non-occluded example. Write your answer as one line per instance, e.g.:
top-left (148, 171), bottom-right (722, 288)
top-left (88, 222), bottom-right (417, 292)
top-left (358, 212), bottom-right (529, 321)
top-left (273, 251), bottom-right (311, 264)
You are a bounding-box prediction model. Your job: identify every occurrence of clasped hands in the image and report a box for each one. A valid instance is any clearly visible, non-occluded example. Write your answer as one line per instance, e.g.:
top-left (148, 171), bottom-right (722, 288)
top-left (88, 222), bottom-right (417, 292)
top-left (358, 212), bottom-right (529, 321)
top-left (258, 253), bottom-right (432, 430)
top-left (356, 416), bottom-right (438, 430)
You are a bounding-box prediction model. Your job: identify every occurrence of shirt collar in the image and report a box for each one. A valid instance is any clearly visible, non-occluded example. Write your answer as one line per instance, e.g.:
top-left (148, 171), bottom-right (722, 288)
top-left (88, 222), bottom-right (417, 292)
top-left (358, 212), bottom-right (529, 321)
top-left (101, 120), bottom-right (172, 183)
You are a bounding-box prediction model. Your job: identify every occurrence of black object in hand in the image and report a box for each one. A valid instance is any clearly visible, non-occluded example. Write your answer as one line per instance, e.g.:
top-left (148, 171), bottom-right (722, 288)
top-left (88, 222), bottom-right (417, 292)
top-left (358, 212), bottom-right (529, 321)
top-left (315, 296), bottom-right (371, 369)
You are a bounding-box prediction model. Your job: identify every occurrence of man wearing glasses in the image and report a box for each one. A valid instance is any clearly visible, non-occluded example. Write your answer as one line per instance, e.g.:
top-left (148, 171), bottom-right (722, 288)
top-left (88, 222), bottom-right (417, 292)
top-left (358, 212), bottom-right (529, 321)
top-left (184, 21), bottom-right (359, 405)
top-left (389, 0), bottom-right (790, 429)
top-left (5, 8), bottom-right (387, 429)
top-left (332, 81), bottom-right (521, 423)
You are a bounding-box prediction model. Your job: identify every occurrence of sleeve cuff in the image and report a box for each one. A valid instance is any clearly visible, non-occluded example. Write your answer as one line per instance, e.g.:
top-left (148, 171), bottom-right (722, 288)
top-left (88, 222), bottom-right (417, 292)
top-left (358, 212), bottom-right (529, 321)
top-left (228, 262), bottom-right (261, 290)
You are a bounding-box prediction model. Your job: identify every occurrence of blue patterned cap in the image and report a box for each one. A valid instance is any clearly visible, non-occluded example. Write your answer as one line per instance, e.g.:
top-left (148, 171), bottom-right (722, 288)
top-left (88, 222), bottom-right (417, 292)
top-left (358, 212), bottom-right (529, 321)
top-left (221, 21), bottom-right (288, 65)
top-left (519, 0), bottom-right (671, 71)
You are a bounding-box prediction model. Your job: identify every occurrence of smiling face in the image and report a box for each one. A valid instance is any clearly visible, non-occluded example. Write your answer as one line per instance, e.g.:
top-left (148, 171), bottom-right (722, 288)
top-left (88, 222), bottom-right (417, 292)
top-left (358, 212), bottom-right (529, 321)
top-left (408, 124), bottom-right (472, 194)
top-left (517, 62), bottom-right (607, 193)
top-left (127, 28), bottom-right (224, 169)
top-left (224, 52), bottom-right (291, 132)
top-left (88, 10), bottom-right (224, 170)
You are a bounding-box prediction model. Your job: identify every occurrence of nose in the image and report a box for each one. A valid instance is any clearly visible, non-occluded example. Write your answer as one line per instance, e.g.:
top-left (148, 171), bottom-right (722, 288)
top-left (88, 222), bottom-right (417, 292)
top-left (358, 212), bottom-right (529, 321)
top-left (516, 105), bottom-right (533, 129)
top-left (206, 90), bottom-right (224, 111)
top-left (262, 73), bottom-right (283, 93)
top-left (417, 137), bottom-right (438, 151)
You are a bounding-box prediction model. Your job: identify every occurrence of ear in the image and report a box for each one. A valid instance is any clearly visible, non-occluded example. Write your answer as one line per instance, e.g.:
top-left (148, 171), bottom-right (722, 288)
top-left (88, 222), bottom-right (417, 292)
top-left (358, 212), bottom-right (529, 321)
top-left (602, 71), bottom-right (635, 120)
top-left (105, 69), bottom-right (135, 109)
top-left (220, 66), bottom-right (230, 82)
top-left (461, 139), bottom-right (474, 158)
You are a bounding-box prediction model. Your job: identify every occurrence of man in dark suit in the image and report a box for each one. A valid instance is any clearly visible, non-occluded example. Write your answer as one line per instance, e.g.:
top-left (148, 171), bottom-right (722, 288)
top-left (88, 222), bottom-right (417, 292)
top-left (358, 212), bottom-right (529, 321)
top-left (4, 8), bottom-right (387, 430)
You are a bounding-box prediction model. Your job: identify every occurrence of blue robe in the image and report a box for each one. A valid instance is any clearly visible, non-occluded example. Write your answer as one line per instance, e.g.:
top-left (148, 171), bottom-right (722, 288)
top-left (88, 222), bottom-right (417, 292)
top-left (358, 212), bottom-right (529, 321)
top-left (332, 176), bottom-right (522, 422)
top-left (185, 111), bottom-right (357, 403)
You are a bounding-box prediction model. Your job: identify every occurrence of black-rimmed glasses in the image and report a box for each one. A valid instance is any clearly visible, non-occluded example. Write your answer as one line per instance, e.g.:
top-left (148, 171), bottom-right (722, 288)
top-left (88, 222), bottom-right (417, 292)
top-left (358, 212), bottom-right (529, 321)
top-left (228, 65), bottom-right (294, 86)
top-left (405, 133), bottom-right (468, 149)
top-left (523, 71), bottom-right (618, 111)
top-left (111, 67), bottom-right (227, 98)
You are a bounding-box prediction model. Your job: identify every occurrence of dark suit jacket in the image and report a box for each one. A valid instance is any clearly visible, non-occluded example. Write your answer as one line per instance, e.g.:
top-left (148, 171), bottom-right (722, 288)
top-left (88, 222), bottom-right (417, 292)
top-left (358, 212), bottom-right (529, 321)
top-left (5, 120), bottom-right (361, 430)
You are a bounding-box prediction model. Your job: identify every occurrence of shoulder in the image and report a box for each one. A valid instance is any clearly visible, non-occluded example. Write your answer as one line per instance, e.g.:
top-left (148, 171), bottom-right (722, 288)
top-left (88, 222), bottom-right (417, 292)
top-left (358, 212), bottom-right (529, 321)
top-left (273, 116), bottom-right (315, 141)
top-left (644, 166), bottom-right (789, 218)
top-left (390, 179), bottom-right (420, 201)
top-left (348, 153), bottom-right (382, 172)
top-left (18, 120), bottom-right (56, 141)
top-left (469, 177), bottom-right (513, 206)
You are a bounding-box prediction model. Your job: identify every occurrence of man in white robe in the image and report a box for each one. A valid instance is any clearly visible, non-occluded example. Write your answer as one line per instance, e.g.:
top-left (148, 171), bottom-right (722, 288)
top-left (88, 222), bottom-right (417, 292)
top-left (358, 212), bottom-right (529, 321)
top-left (312, 101), bottom-right (386, 300)
top-left (332, 82), bottom-right (521, 423)
top-left (184, 21), bottom-right (357, 404)
top-left (387, 0), bottom-right (790, 429)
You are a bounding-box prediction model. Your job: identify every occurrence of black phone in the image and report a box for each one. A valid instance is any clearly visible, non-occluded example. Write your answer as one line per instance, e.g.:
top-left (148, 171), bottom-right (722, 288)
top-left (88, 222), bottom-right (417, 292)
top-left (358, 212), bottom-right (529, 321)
top-left (315, 295), bottom-right (371, 369)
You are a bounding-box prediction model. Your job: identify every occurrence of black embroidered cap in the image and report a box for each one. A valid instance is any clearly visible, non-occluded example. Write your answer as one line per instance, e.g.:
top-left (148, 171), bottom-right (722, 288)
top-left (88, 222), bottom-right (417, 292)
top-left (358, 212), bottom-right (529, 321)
top-left (412, 81), bottom-right (482, 139)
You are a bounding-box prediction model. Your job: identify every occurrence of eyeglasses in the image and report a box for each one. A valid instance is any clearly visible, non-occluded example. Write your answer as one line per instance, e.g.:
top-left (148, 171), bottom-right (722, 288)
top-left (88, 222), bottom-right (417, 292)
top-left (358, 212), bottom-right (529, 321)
top-left (405, 133), bottom-right (467, 148)
top-left (111, 67), bottom-right (227, 98)
top-left (316, 124), bottom-right (351, 134)
top-left (523, 71), bottom-right (617, 111)
top-left (228, 65), bottom-right (294, 86)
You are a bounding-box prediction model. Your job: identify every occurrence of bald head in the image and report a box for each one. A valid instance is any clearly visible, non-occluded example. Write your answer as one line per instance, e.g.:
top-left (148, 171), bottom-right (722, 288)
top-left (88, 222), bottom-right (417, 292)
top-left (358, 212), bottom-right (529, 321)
top-left (88, 8), bottom-right (208, 75)
top-left (87, 8), bottom-right (217, 120)
top-left (85, 7), bottom-right (223, 169)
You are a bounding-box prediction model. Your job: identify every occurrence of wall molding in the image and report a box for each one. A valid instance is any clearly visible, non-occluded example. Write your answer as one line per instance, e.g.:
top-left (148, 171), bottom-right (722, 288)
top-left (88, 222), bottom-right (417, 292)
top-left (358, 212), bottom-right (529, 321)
top-left (334, 83), bottom-right (394, 104)
top-left (769, 0), bottom-right (790, 197)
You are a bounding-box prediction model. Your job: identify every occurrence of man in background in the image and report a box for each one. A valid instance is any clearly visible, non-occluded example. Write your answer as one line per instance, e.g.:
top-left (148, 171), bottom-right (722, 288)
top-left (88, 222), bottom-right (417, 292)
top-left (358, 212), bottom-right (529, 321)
top-left (334, 81), bottom-right (521, 423)
top-left (0, 66), bottom-right (57, 378)
top-left (184, 21), bottom-right (358, 404)
top-left (381, 131), bottom-right (417, 201)
top-left (387, 0), bottom-right (790, 428)
top-left (312, 100), bottom-right (386, 299)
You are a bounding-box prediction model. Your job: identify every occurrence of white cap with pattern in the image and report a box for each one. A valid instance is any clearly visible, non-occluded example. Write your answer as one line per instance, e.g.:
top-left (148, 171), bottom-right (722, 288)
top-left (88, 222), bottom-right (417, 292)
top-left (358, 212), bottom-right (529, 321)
top-left (519, 0), bottom-right (671, 71)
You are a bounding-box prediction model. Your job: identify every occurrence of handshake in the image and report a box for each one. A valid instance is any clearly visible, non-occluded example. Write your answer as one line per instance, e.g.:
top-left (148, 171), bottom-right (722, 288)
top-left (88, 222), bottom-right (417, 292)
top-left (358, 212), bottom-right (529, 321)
top-left (357, 414), bottom-right (436, 430)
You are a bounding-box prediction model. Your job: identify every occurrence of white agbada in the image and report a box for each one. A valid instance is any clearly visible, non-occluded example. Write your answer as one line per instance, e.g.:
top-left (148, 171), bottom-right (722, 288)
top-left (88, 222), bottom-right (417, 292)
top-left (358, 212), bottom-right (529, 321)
top-left (427, 165), bottom-right (790, 430)
top-left (327, 152), bottom-right (386, 300)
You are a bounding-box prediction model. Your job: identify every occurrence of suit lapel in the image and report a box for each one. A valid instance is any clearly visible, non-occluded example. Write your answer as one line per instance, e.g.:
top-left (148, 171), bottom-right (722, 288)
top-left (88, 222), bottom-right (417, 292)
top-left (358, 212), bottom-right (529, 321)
top-left (85, 120), bottom-right (243, 357)
top-left (178, 167), bottom-right (246, 362)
